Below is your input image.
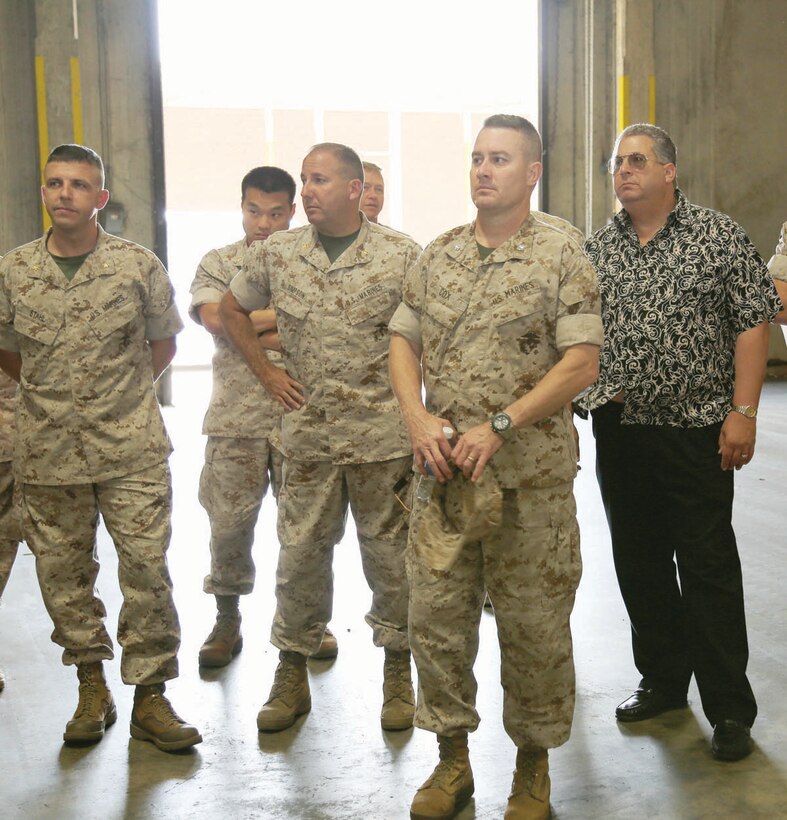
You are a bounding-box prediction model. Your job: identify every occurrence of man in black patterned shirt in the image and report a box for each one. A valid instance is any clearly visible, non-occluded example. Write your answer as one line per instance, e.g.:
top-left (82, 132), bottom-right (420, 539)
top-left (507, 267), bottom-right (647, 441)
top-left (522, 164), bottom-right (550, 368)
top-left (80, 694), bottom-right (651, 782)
top-left (583, 123), bottom-right (781, 762)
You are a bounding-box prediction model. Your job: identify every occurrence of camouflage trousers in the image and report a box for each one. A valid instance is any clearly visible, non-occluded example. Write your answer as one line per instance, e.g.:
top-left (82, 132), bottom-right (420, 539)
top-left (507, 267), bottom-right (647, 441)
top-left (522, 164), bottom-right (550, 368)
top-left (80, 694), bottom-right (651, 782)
top-left (198, 436), bottom-right (283, 596)
top-left (18, 460), bottom-right (180, 685)
top-left (272, 456), bottom-right (412, 655)
top-left (0, 460), bottom-right (20, 597)
top-left (408, 475), bottom-right (581, 750)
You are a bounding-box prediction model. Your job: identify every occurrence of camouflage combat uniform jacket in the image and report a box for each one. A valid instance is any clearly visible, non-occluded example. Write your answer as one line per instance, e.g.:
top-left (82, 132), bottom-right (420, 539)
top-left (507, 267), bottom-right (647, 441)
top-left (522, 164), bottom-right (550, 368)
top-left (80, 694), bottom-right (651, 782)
top-left (0, 226), bottom-right (183, 484)
top-left (231, 215), bottom-right (421, 464)
top-left (189, 237), bottom-right (282, 438)
top-left (390, 213), bottom-right (603, 488)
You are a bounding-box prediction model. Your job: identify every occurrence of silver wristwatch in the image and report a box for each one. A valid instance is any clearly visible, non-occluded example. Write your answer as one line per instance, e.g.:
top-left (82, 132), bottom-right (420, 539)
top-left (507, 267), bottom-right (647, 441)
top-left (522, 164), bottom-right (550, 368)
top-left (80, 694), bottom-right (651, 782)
top-left (731, 404), bottom-right (757, 419)
top-left (490, 412), bottom-right (514, 440)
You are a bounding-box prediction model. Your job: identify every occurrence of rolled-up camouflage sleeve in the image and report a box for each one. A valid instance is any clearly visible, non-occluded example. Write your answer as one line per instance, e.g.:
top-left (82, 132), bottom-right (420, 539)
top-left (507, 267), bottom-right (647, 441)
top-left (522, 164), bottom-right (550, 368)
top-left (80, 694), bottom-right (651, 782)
top-left (0, 262), bottom-right (19, 353)
top-left (389, 248), bottom-right (427, 346)
top-left (144, 258), bottom-right (184, 340)
top-left (189, 248), bottom-right (228, 324)
top-left (768, 222), bottom-right (787, 283)
top-left (230, 240), bottom-right (271, 312)
top-left (555, 242), bottom-right (604, 351)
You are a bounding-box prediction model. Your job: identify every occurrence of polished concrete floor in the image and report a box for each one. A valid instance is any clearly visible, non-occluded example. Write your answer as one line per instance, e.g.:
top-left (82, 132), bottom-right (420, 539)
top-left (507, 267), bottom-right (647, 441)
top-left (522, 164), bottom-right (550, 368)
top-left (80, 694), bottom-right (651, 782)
top-left (1, 371), bottom-right (786, 819)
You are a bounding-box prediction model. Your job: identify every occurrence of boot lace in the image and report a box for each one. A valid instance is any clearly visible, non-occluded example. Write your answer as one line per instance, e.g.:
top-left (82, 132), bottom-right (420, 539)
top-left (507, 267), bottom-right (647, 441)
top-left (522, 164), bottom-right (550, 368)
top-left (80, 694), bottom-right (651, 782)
top-left (143, 690), bottom-right (185, 726)
top-left (383, 656), bottom-right (413, 702)
top-left (73, 667), bottom-right (105, 719)
top-left (73, 680), bottom-right (100, 719)
top-left (206, 611), bottom-right (240, 644)
top-left (421, 737), bottom-right (468, 791)
top-left (268, 660), bottom-right (303, 701)
top-left (511, 752), bottom-right (544, 797)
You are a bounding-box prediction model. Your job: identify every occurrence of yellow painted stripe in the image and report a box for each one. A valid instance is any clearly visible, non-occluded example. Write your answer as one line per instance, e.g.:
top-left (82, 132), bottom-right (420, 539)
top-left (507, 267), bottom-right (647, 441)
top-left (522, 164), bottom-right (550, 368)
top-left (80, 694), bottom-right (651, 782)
top-left (70, 57), bottom-right (84, 145)
top-left (35, 55), bottom-right (52, 232)
top-left (648, 74), bottom-right (657, 124)
top-left (618, 74), bottom-right (631, 132)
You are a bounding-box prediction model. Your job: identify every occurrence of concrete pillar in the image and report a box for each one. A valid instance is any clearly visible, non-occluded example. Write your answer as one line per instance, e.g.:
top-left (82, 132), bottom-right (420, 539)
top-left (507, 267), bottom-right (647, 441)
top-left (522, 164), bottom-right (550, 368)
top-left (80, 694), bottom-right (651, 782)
top-left (0, 1), bottom-right (40, 250)
top-left (541, 0), bottom-right (616, 236)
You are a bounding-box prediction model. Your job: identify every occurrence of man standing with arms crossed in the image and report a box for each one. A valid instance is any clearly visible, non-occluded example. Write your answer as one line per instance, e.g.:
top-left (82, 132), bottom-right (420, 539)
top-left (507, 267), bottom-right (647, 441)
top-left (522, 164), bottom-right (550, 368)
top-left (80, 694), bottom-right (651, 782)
top-left (389, 115), bottom-right (602, 820)
top-left (220, 143), bottom-right (421, 733)
top-left (0, 144), bottom-right (200, 752)
top-left (190, 166), bottom-right (337, 666)
top-left (584, 124), bottom-right (781, 761)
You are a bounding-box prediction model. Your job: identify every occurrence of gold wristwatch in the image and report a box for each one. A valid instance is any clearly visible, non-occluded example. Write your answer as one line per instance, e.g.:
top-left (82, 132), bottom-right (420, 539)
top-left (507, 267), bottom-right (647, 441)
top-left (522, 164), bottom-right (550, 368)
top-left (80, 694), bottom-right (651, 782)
top-left (731, 404), bottom-right (757, 419)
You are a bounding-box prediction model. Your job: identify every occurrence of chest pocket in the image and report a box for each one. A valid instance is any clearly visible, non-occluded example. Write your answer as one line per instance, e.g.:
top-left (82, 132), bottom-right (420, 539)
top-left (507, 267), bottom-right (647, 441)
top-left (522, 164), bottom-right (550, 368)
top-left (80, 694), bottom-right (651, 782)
top-left (89, 302), bottom-right (139, 339)
top-left (275, 291), bottom-right (312, 326)
top-left (14, 304), bottom-right (63, 346)
top-left (345, 290), bottom-right (397, 326)
top-left (274, 291), bottom-right (313, 359)
top-left (493, 292), bottom-right (544, 338)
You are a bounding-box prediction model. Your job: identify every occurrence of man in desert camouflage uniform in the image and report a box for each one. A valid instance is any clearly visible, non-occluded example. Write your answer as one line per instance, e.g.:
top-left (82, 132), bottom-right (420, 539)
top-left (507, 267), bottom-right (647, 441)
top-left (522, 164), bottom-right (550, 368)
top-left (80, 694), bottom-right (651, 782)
top-left (220, 143), bottom-right (421, 734)
top-left (0, 144), bottom-right (200, 752)
top-left (190, 166), bottom-right (339, 667)
top-left (769, 221), bottom-right (787, 323)
top-left (0, 354), bottom-right (21, 693)
top-left (389, 116), bottom-right (602, 820)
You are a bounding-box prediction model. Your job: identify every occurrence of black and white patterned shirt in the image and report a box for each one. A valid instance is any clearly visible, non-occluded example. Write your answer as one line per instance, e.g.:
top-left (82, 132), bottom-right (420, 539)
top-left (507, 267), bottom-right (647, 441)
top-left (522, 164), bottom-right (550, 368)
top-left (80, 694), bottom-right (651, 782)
top-left (582, 191), bottom-right (782, 427)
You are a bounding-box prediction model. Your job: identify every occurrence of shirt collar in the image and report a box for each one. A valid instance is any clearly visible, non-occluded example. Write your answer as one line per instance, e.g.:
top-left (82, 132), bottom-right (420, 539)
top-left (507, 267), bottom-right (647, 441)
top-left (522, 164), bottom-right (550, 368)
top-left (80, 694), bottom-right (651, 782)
top-left (614, 189), bottom-right (688, 241)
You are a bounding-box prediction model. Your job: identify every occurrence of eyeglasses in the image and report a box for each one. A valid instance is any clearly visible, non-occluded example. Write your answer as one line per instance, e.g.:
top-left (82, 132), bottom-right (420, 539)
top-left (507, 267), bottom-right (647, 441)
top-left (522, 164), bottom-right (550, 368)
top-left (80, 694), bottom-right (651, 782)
top-left (607, 152), bottom-right (666, 175)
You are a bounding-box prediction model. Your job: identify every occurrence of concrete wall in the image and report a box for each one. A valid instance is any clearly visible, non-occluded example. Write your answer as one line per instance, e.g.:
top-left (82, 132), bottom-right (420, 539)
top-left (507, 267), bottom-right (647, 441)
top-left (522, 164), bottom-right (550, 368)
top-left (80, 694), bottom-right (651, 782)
top-left (543, 0), bottom-right (787, 256)
top-left (0, 1), bottom-right (40, 249)
top-left (654, 0), bottom-right (787, 257)
top-left (0, 0), bottom-right (163, 258)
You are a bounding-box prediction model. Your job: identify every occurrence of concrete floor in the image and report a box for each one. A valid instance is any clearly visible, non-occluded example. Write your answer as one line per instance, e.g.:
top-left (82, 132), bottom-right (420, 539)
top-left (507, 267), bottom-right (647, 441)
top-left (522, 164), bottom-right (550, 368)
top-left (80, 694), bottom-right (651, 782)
top-left (1, 370), bottom-right (786, 820)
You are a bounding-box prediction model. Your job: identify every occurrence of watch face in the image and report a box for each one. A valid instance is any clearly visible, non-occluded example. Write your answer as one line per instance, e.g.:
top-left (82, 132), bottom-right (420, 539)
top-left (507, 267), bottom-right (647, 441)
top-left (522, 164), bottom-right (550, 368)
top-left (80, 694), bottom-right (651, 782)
top-left (492, 413), bottom-right (511, 433)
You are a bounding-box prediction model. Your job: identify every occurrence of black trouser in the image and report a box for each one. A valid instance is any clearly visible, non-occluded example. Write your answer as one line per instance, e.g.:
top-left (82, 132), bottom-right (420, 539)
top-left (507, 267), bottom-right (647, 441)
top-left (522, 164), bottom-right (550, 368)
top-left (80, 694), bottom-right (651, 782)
top-left (592, 402), bottom-right (757, 728)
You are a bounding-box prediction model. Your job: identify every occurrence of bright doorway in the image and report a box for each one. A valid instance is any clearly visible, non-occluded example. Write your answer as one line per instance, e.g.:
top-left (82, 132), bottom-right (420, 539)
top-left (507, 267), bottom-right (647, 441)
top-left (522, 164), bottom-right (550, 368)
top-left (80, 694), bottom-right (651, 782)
top-left (157, 0), bottom-right (540, 366)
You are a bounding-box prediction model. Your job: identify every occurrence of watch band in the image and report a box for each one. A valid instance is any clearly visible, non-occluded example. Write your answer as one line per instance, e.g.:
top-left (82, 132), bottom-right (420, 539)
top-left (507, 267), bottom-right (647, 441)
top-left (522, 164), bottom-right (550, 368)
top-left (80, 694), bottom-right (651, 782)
top-left (731, 404), bottom-right (757, 419)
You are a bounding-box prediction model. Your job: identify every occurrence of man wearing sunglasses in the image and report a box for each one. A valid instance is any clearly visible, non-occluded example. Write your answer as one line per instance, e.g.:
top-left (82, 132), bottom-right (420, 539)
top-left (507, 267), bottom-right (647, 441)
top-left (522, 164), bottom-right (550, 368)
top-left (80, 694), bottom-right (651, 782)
top-left (583, 123), bottom-right (782, 762)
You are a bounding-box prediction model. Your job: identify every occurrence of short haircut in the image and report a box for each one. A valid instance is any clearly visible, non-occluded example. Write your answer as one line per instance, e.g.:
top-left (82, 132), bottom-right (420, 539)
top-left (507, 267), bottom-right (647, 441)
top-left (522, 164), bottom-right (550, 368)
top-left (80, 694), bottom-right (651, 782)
top-left (46, 144), bottom-right (105, 187)
top-left (617, 123), bottom-right (677, 166)
top-left (309, 142), bottom-right (364, 182)
top-left (482, 114), bottom-right (543, 161)
top-left (241, 166), bottom-right (296, 204)
top-left (362, 161), bottom-right (383, 176)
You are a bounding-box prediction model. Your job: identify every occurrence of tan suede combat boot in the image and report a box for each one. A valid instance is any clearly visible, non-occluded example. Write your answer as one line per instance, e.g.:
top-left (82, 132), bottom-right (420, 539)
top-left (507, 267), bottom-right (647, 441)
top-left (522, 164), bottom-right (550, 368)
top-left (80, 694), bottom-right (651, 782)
top-left (63, 661), bottom-right (117, 745)
top-left (310, 627), bottom-right (339, 660)
top-left (198, 594), bottom-right (242, 667)
top-left (257, 651), bottom-right (311, 732)
top-left (504, 748), bottom-right (551, 820)
top-left (381, 648), bottom-right (415, 730)
top-left (410, 733), bottom-right (474, 820)
top-left (130, 683), bottom-right (202, 752)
